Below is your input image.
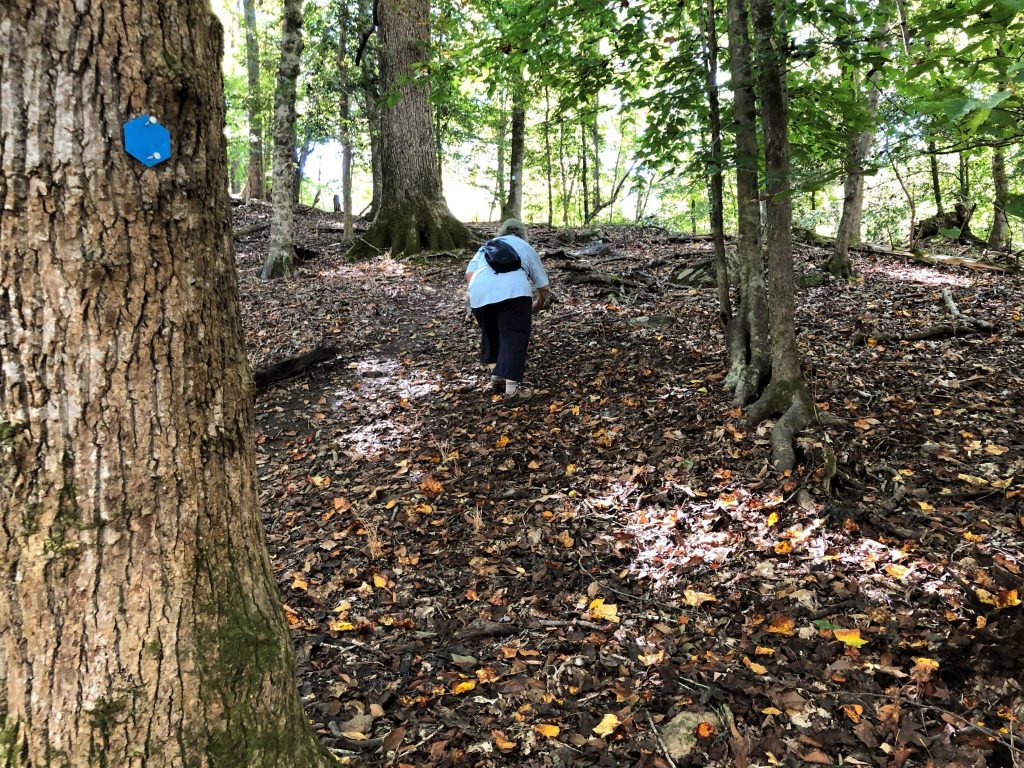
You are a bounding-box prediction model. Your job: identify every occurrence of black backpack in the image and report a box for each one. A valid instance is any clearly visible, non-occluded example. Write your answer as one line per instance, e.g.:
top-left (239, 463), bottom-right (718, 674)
top-left (482, 238), bottom-right (522, 273)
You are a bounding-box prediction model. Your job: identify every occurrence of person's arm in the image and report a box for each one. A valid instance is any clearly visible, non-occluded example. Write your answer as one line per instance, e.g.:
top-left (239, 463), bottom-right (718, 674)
top-left (533, 286), bottom-right (549, 313)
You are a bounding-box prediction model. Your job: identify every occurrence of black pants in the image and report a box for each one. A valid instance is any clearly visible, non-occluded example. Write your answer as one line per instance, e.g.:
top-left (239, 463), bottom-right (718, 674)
top-left (472, 296), bottom-right (532, 382)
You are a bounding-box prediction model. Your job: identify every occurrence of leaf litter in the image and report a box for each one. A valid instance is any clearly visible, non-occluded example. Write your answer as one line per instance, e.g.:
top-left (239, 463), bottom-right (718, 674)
top-left (236, 205), bottom-right (1024, 767)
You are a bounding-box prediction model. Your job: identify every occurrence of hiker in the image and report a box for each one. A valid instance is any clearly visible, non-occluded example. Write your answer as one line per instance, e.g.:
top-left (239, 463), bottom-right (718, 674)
top-left (465, 219), bottom-right (550, 401)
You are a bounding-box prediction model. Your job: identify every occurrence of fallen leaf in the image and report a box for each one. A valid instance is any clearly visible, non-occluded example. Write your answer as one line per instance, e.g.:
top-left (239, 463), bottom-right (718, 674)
top-left (976, 588), bottom-right (1020, 608)
top-left (696, 721), bottom-right (716, 738)
top-left (452, 680), bottom-right (476, 695)
top-left (833, 628), bottom-right (868, 648)
top-left (743, 657), bottom-right (768, 675)
top-left (683, 589), bottom-right (717, 607)
top-left (534, 724), bottom-right (560, 738)
top-left (767, 615), bottom-right (796, 636)
top-left (593, 713), bottom-right (621, 737)
top-left (911, 657), bottom-right (940, 683)
top-left (588, 598), bottom-right (620, 623)
top-left (841, 704), bottom-right (864, 723)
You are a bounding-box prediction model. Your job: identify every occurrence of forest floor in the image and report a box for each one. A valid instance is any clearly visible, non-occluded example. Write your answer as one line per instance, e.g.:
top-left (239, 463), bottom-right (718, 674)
top-left (235, 204), bottom-right (1024, 768)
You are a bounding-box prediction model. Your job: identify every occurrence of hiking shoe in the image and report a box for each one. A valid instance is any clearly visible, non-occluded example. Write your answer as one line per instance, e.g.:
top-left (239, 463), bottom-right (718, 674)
top-left (503, 384), bottom-right (534, 402)
top-left (490, 376), bottom-right (505, 394)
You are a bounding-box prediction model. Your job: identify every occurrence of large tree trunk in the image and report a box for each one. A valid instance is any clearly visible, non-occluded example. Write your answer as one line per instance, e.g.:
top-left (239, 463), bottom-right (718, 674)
top-left (243, 0), bottom-right (266, 201)
top-left (746, 0), bottom-right (816, 472)
top-left (988, 146), bottom-right (1010, 250)
top-left (349, 0), bottom-right (471, 258)
top-left (501, 89), bottom-right (526, 221)
top-left (703, 0), bottom-right (731, 331)
top-left (262, 0), bottom-right (305, 280)
top-left (0, 2), bottom-right (332, 766)
top-left (724, 0), bottom-right (770, 404)
top-left (828, 64), bottom-right (882, 280)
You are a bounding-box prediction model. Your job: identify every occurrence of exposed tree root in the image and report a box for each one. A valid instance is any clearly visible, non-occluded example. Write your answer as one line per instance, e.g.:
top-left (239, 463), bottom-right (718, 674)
top-left (347, 200), bottom-right (473, 259)
top-left (253, 346), bottom-right (340, 389)
top-left (852, 288), bottom-right (996, 344)
top-left (745, 379), bottom-right (815, 472)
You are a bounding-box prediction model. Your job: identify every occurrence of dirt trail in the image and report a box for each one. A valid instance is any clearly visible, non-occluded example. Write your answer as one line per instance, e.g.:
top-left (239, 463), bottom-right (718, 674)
top-left (236, 206), bottom-right (1024, 767)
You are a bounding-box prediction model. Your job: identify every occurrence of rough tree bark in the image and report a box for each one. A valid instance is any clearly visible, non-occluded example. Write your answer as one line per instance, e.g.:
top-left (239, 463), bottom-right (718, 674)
top-left (0, 2), bottom-right (332, 765)
top-left (828, 64), bottom-right (882, 279)
top-left (243, 0), bottom-right (266, 201)
top-left (702, 0), bottom-right (732, 332)
top-left (724, 0), bottom-right (771, 404)
top-left (262, 0), bottom-right (305, 280)
top-left (495, 103), bottom-right (507, 218)
top-left (988, 146), bottom-right (1010, 250)
top-left (544, 86), bottom-right (554, 227)
top-left (746, 0), bottom-right (819, 472)
top-left (501, 88), bottom-right (526, 221)
top-left (349, 0), bottom-right (471, 258)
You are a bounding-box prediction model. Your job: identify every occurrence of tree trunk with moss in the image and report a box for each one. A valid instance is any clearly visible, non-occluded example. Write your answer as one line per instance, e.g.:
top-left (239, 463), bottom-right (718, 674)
top-left (828, 65), bottom-right (882, 280)
top-left (262, 0), bottom-right (304, 280)
top-left (349, 0), bottom-right (470, 258)
top-left (0, 2), bottom-right (332, 765)
top-left (500, 89), bottom-right (526, 221)
top-left (243, 0), bottom-right (266, 201)
top-left (724, 0), bottom-right (770, 404)
top-left (988, 146), bottom-right (1010, 250)
top-left (746, 0), bottom-right (819, 472)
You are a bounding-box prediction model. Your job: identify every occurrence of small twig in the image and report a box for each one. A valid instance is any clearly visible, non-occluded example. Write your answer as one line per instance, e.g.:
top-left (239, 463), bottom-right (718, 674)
top-left (646, 712), bottom-right (678, 768)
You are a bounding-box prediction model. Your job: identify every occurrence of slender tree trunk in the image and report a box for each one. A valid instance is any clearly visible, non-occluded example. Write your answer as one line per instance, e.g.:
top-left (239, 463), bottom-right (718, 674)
top-left (703, 0), bottom-right (731, 331)
top-left (544, 86), bottom-right (554, 227)
top-left (988, 146), bottom-right (1010, 250)
top-left (501, 89), bottom-right (526, 221)
top-left (243, 0), bottom-right (266, 201)
top-left (580, 123), bottom-right (590, 223)
top-left (958, 151), bottom-right (970, 205)
top-left (724, 0), bottom-right (770, 404)
top-left (262, 0), bottom-right (305, 279)
top-left (590, 106), bottom-right (601, 211)
top-left (338, 0), bottom-right (354, 236)
top-left (293, 136), bottom-right (311, 206)
top-left (891, 158), bottom-right (917, 249)
top-left (495, 103), bottom-right (507, 218)
top-left (746, 0), bottom-right (816, 472)
top-left (558, 119), bottom-right (571, 225)
top-left (829, 63), bottom-right (882, 279)
top-left (349, 0), bottom-right (470, 258)
top-left (929, 141), bottom-right (943, 214)
top-left (0, 2), bottom-right (333, 765)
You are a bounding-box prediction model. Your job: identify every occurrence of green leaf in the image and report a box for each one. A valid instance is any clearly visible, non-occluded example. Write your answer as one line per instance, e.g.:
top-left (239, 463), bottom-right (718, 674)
top-left (941, 97), bottom-right (976, 120)
top-left (939, 227), bottom-right (963, 239)
top-left (1005, 194), bottom-right (1024, 219)
top-left (812, 619), bottom-right (841, 630)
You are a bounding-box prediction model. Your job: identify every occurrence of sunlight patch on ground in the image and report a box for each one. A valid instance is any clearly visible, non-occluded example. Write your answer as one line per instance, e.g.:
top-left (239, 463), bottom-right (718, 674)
top-left (333, 358), bottom-right (440, 458)
top-left (866, 263), bottom-right (972, 287)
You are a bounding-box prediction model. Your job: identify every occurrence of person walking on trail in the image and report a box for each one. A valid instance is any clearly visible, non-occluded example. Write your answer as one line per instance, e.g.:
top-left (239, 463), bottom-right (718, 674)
top-left (466, 218), bottom-right (549, 402)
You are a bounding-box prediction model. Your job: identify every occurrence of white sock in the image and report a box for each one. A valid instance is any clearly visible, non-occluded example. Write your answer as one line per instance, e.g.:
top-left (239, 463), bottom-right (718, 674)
top-left (505, 380), bottom-right (520, 395)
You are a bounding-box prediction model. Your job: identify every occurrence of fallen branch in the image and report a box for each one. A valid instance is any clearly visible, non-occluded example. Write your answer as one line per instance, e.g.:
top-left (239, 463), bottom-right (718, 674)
top-left (853, 288), bottom-right (996, 345)
top-left (253, 345), bottom-right (341, 389)
top-left (233, 221), bottom-right (270, 239)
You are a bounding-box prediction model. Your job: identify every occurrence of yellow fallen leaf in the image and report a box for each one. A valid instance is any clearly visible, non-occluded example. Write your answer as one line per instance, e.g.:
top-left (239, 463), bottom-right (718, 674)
top-left (566, 463), bottom-right (577, 475)
top-left (766, 511), bottom-right (779, 527)
top-left (534, 724), bottom-right (560, 738)
top-left (496, 435), bottom-right (510, 448)
top-left (373, 574), bottom-right (388, 589)
top-left (452, 680), bottom-right (476, 695)
top-left (768, 615), bottom-right (795, 636)
top-left (911, 657), bottom-right (940, 682)
top-left (291, 575), bottom-right (309, 591)
top-left (755, 646), bottom-right (776, 656)
top-left (593, 713), bottom-right (621, 737)
top-left (885, 563), bottom-right (910, 579)
top-left (774, 541), bottom-right (793, 555)
top-left (985, 444), bottom-right (1009, 456)
top-left (841, 704), bottom-right (863, 723)
top-left (341, 731), bottom-right (367, 741)
top-left (492, 730), bottom-right (516, 751)
top-left (744, 657), bottom-right (768, 675)
top-left (559, 531), bottom-right (574, 548)
top-left (639, 649), bottom-right (665, 666)
top-left (976, 588), bottom-right (1020, 608)
top-left (588, 598), bottom-right (620, 623)
top-left (683, 589), bottom-right (717, 607)
top-left (475, 666), bottom-right (500, 683)
top-left (957, 473), bottom-right (989, 487)
top-left (833, 628), bottom-right (868, 648)
top-left (916, 500), bottom-right (935, 512)
top-left (762, 707), bottom-right (783, 715)
top-left (328, 618), bottom-right (355, 632)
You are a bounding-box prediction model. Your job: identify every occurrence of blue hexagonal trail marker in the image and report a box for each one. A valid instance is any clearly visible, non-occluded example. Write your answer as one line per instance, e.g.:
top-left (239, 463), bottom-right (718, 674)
top-left (123, 115), bottom-right (171, 168)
